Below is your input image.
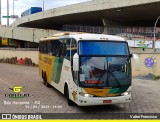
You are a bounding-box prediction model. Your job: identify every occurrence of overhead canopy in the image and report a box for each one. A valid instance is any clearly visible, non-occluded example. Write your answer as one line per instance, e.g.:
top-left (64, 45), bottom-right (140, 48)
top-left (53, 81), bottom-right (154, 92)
top-left (13, 0), bottom-right (160, 29)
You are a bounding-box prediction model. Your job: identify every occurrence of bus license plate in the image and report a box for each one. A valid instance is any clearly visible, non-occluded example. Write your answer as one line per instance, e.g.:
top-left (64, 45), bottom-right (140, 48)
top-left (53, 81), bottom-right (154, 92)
top-left (103, 100), bottom-right (112, 103)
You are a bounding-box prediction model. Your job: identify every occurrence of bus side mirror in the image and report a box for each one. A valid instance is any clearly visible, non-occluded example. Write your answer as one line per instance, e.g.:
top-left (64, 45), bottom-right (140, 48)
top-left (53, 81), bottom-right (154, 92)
top-left (132, 54), bottom-right (140, 71)
top-left (73, 53), bottom-right (79, 71)
top-left (129, 54), bottom-right (133, 58)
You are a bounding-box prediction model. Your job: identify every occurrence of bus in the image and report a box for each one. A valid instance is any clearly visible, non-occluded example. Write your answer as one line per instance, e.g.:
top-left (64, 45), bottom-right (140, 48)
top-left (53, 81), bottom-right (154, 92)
top-left (21, 7), bottom-right (42, 17)
top-left (39, 32), bottom-right (135, 106)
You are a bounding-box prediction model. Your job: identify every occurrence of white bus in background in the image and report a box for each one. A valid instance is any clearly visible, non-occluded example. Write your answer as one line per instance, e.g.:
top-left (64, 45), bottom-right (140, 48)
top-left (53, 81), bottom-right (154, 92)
top-left (39, 32), bottom-right (139, 106)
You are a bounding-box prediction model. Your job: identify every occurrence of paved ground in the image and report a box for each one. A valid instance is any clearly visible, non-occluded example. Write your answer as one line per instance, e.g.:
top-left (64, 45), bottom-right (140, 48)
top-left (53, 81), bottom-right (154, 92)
top-left (0, 63), bottom-right (160, 118)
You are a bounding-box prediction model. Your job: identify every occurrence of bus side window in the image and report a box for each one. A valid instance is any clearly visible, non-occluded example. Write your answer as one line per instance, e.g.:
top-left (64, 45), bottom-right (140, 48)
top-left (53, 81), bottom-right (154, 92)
top-left (60, 39), bottom-right (67, 57)
top-left (51, 40), bottom-right (56, 56)
top-left (47, 41), bottom-right (52, 55)
top-left (64, 39), bottom-right (77, 60)
top-left (44, 41), bottom-right (47, 54)
top-left (64, 39), bottom-right (71, 60)
top-left (62, 43), bottom-right (67, 56)
top-left (69, 39), bottom-right (78, 82)
top-left (51, 40), bottom-right (63, 57)
top-left (39, 42), bottom-right (41, 52)
top-left (42, 41), bottom-right (45, 54)
top-left (40, 43), bottom-right (42, 53)
top-left (56, 43), bottom-right (62, 57)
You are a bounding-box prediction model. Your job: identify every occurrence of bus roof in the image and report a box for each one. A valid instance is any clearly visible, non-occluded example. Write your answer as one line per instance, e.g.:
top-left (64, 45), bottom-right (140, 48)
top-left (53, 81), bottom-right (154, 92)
top-left (40, 32), bottom-right (125, 42)
top-left (40, 32), bottom-right (85, 41)
top-left (39, 36), bottom-right (59, 41)
top-left (60, 33), bottom-right (125, 42)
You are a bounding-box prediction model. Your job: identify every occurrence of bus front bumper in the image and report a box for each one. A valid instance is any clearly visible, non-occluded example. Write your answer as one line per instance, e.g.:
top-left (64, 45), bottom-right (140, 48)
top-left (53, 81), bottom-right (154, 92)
top-left (77, 94), bottom-right (131, 106)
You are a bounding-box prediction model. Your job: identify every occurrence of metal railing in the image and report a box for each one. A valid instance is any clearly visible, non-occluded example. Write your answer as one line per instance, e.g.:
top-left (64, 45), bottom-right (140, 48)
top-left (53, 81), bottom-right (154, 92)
top-left (62, 25), bottom-right (160, 40)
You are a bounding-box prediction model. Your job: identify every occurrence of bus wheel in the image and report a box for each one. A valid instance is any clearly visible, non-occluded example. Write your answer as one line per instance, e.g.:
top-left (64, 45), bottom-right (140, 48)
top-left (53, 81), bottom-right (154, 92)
top-left (42, 72), bottom-right (46, 85)
top-left (44, 73), bottom-right (50, 87)
top-left (46, 81), bottom-right (50, 87)
top-left (64, 85), bottom-right (74, 106)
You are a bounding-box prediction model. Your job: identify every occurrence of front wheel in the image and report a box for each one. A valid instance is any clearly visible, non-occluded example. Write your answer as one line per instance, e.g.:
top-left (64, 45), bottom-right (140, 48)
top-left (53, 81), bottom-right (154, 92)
top-left (65, 86), bottom-right (74, 106)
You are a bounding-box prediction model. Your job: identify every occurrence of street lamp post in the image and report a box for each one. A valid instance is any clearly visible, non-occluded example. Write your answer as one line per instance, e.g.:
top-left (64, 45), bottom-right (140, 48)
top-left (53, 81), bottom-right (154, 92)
top-left (13, 0), bottom-right (14, 20)
top-left (153, 16), bottom-right (160, 52)
top-left (43, 0), bottom-right (44, 11)
top-left (0, 0), bottom-right (1, 25)
top-left (7, 0), bottom-right (9, 26)
top-left (13, 0), bottom-right (18, 22)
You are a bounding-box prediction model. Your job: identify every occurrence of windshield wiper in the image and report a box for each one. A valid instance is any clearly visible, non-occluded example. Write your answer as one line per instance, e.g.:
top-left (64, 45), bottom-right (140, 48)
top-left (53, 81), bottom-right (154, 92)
top-left (97, 70), bottom-right (107, 83)
top-left (109, 71), bottom-right (121, 86)
top-left (108, 63), bottom-right (121, 87)
top-left (97, 69), bottom-right (121, 87)
top-left (97, 60), bottom-right (108, 85)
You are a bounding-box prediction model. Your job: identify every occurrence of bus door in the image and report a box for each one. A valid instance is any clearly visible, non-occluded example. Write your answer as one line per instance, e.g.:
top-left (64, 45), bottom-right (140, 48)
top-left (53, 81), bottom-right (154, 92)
top-left (69, 38), bottom-right (79, 102)
top-left (52, 40), bottom-right (65, 84)
top-left (68, 39), bottom-right (78, 85)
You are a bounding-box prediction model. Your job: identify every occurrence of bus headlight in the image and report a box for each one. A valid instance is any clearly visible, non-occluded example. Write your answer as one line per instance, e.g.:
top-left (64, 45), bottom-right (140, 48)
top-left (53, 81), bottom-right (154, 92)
top-left (79, 92), bottom-right (93, 97)
top-left (121, 91), bottom-right (131, 96)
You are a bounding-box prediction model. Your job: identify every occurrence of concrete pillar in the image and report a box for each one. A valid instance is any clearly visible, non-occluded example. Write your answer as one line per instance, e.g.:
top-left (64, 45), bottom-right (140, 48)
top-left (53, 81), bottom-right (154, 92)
top-left (102, 18), bottom-right (122, 34)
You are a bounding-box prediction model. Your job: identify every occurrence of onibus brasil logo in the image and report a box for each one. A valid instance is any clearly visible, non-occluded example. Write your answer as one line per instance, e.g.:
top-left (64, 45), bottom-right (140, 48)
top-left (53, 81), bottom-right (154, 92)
top-left (5, 86), bottom-right (29, 99)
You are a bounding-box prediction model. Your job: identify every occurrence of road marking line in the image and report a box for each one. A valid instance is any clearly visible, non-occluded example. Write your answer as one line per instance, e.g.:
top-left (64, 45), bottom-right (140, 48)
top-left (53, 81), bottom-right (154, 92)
top-left (0, 78), bottom-right (26, 94)
top-left (0, 78), bottom-right (13, 87)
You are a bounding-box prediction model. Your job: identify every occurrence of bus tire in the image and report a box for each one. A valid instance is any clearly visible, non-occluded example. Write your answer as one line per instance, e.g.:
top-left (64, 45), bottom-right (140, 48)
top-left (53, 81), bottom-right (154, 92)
top-left (64, 85), bottom-right (74, 106)
top-left (46, 81), bottom-right (50, 87)
top-left (42, 71), bottom-right (46, 85)
top-left (44, 73), bottom-right (50, 87)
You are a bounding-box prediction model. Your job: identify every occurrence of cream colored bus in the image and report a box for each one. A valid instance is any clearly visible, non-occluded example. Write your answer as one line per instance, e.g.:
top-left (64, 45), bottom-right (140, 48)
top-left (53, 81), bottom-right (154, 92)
top-left (39, 32), bottom-right (135, 106)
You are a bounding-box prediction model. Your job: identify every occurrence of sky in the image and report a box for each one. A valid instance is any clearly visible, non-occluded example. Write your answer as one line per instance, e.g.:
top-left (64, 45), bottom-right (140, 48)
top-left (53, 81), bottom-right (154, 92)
top-left (0, 0), bottom-right (90, 25)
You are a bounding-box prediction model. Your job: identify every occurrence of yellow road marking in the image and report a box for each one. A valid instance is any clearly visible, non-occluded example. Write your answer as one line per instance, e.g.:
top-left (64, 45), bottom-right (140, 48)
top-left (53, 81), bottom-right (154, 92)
top-left (0, 78), bottom-right (13, 87)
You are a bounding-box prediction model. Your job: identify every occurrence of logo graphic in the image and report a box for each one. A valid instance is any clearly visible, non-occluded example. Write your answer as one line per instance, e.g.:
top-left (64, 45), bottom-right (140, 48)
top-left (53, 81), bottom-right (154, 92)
top-left (13, 86), bottom-right (23, 93)
top-left (144, 56), bottom-right (157, 68)
top-left (2, 114), bottom-right (11, 119)
top-left (72, 91), bottom-right (77, 101)
top-left (5, 86), bottom-right (29, 99)
top-left (136, 41), bottom-right (152, 48)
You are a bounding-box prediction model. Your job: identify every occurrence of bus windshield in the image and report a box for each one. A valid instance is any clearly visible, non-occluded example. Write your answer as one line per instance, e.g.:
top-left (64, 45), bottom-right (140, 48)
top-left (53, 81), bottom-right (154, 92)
top-left (79, 41), bottom-right (129, 56)
top-left (79, 41), bottom-right (131, 88)
top-left (79, 57), bottom-right (131, 88)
